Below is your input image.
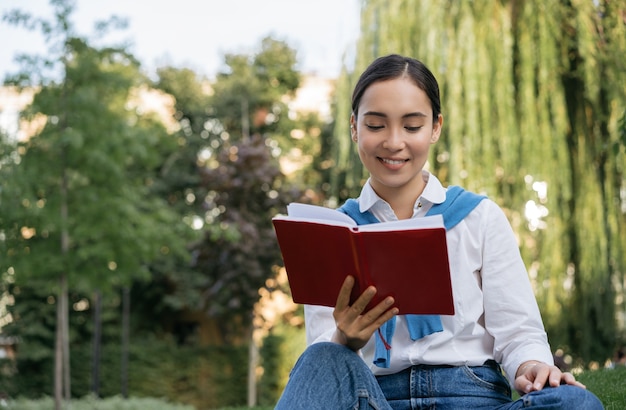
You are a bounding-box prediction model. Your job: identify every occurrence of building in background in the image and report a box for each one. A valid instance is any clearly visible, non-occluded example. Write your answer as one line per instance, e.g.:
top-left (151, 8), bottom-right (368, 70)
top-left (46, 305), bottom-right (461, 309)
top-left (0, 87), bottom-right (36, 142)
top-left (287, 75), bottom-right (334, 123)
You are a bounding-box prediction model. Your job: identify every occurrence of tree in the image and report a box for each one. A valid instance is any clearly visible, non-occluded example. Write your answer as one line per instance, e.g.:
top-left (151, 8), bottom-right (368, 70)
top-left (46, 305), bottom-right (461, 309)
top-left (212, 36), bottom-right (300, 142)
top-left (147, 38), bottom-right (316, 346)
top-left (331, 0), bottom-right (626, 364)
top-left (147, 39), bottom-right (321, 405)
top-left (1, 0), bottom-right (186, 404)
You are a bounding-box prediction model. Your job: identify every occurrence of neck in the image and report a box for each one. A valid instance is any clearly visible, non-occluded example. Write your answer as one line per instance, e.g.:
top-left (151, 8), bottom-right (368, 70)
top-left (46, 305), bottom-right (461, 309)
top-left (371, 178), bottom-right (425, 220)
top-left (387, 195), bottom-right (418, 219)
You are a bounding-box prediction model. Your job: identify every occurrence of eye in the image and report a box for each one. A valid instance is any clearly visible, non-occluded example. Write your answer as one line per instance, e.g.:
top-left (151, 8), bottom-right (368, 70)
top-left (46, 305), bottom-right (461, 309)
top-left (366, 124), bottom-right (385, 131)
top-left (405, 126), bottom-right (423, 132)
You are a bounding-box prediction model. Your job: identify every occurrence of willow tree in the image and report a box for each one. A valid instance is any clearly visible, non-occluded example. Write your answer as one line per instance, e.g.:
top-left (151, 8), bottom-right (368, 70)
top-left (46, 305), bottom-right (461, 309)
top-left (331, 0), bottom-right (625, 365)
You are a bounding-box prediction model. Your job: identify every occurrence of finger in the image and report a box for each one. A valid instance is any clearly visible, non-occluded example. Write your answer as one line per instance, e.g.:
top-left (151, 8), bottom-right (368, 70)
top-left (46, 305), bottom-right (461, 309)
top-left (349, 285), bottom-right (377, 315)
top-left (335, 275), bottom-right (355, 310)
top-left (362, 296), bottom-right (396, 324)
top-left (548, 368), bottom-right (563, 387)
top-left (514, 375), bottom-right (533, 394)
top-left (362, 304), bottom-right (398, 334)
top-left (532, 366), bottom-right (551, 391)
top-left (561, 372), bottom-right (587, 389)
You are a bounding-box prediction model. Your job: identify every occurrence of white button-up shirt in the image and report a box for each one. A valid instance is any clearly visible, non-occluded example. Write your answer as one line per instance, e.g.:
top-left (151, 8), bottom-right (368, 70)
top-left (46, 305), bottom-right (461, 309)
top-left (304, 171), bottom-right (554, 385)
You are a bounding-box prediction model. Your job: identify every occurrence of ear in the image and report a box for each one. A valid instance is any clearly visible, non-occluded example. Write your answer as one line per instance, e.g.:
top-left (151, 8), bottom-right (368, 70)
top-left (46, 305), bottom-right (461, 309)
top-left (430, 114), bottom-right (443, 144)
top-left (350, 114), bottom-right (357, 142)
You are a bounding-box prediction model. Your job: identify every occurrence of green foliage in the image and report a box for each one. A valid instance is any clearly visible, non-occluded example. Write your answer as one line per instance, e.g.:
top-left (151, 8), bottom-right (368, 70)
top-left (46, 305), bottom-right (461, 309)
top-left (1, 0), bottom-right (187, 292)
top-left (0, 284), bottom-right (119, 396)
top-left (192, 135), bottom-right (300, 328)
top-left (257, 321), bottom-right (305, 406)
top-left (0, 284), bottom-right (57, 396)
top-left (1, 0), bottom-right (195, 401)
top-left (116, 337), bottom-right (249, 408)
top-left (212, 37), bottom-right (300, 141)
top-left (151, 66), bottom-right (212, 219)
top-left (0, 333), bottom-right (250, 409)
top-left (5, 395), bottom-right (195, 410)
top-left (147, 42), bottom-right (310, 345)
top-left (334, 0), bottom-right (626, 365)
top-left (2, 19), bottom-right (318, 404)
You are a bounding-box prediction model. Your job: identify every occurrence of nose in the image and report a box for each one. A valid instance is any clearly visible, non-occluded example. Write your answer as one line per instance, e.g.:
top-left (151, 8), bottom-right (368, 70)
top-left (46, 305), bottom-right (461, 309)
top-left (382, 127), bottom-right (405, 151)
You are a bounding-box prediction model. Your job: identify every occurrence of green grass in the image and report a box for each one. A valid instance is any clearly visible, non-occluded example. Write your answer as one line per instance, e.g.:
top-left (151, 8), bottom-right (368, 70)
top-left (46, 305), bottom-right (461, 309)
top-left (577, 366), bottom-right (626, 410)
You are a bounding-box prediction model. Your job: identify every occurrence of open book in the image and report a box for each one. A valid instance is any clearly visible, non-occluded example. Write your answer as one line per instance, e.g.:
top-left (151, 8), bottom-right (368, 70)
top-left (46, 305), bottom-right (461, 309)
top-left (272, 203), bottom-right (454, 315)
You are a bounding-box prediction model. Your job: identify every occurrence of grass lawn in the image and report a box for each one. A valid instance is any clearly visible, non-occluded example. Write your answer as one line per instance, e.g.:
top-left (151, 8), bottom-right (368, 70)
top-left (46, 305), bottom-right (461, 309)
top-left (577, 366), bottom-right (626, 410)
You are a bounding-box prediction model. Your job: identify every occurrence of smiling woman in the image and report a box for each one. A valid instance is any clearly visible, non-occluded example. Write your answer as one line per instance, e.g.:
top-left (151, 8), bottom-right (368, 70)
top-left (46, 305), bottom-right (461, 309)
top-left (274, 54), bottom-right (604, 410)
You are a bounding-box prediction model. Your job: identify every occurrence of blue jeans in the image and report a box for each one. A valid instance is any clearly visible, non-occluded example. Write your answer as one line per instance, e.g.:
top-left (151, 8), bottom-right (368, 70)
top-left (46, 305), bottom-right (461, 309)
top-left (275, 342), bottom-right (604, 410)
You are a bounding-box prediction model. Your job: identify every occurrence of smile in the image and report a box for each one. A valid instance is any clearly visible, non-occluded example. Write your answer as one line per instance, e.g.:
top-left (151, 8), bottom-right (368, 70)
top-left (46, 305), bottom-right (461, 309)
top-left (380, 158), bottom-right (407, 165)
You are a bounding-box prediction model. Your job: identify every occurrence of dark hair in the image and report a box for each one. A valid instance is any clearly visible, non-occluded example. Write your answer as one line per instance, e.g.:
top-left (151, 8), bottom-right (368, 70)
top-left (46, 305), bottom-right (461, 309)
top-left (351, 54), bottom-right (441, 121)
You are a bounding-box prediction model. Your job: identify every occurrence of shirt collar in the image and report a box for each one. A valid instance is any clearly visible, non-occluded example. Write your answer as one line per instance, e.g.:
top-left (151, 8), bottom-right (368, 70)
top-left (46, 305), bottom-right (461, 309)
top-left (357, 171), bottom-right (447, 214)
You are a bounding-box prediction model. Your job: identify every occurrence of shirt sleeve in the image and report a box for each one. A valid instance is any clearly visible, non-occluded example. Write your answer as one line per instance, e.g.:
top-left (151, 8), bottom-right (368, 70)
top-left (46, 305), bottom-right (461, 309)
top-left (480, 200), bottom-right (554, 383)
top-left (304, 304), bottom-right (336, 345)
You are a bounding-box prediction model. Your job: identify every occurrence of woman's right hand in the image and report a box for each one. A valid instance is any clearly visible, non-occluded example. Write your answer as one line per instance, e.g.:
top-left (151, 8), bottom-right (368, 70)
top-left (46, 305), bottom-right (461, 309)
top-left (331, 275), bottom-right (399, 351)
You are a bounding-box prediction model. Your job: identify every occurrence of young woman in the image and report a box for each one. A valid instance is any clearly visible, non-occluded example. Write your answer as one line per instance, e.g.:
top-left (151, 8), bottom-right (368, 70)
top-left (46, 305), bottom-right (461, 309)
top-left (275, 54), bottom-right (603, 409)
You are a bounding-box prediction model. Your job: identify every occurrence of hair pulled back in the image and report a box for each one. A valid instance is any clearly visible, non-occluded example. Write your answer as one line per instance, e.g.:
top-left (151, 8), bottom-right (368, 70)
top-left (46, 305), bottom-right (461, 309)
top-left (351, 54), bottom-right (441, 121)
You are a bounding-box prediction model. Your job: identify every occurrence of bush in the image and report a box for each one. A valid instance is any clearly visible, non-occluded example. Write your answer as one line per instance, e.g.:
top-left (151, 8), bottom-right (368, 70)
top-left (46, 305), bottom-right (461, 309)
top-left (257, 320), bottom-right (305, 406)
top-left (1, 336), bottom-right (249, 409)
top-left (5, 395), bottom-right (194, 410)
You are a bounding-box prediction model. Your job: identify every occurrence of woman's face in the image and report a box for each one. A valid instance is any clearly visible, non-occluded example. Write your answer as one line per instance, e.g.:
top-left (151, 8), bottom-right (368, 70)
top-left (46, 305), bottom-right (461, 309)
top-left (351, 76), bottom-right (443, 202)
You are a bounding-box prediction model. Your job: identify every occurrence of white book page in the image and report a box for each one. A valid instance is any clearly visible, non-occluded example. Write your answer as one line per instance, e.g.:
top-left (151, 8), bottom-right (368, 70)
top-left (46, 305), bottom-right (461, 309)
top-left (272, 214), bottom-right (355, 229)
top-left (358, 214), bottom-right (443, 231)
top-left (282, 203), bottom-right (444, 232)
top-left (286, 203), bottom-right (357, 226)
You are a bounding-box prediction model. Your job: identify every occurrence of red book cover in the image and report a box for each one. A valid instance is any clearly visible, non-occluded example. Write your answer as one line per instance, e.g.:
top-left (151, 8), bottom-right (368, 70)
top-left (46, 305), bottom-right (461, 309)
top-left (272, 203), bottom-right (454, 315)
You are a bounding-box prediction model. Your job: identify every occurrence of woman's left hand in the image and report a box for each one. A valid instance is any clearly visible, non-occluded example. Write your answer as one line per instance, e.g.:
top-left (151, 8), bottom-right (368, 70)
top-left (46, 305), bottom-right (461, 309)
top-left (514, 360), bottom-right (587, 395)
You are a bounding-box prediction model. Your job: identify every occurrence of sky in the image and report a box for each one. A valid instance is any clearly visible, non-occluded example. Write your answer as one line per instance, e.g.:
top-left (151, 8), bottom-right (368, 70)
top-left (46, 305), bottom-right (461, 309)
top-left (0, 0), bottom-right (361, 81)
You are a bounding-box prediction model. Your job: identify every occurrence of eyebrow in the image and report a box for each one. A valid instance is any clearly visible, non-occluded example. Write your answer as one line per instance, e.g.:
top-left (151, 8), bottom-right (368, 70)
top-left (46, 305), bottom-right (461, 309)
top-left (362, 111), bottom-right (428, 119)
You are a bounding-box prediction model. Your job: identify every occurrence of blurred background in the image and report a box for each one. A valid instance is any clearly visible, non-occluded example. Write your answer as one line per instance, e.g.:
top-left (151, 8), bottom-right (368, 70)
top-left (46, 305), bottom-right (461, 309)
top-left (0, 1), bottom-right (624, 409)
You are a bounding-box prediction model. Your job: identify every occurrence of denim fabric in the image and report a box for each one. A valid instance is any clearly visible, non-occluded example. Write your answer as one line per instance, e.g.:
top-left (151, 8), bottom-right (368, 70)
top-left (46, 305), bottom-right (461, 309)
top-left (275, 342), bottom-right (389, 410)
top-left (376, 360), bottom-right (511, 409)
top-left (275, 342), bottom-right (604, 410)
top-left (376, 362), bottom-right (604, 409)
